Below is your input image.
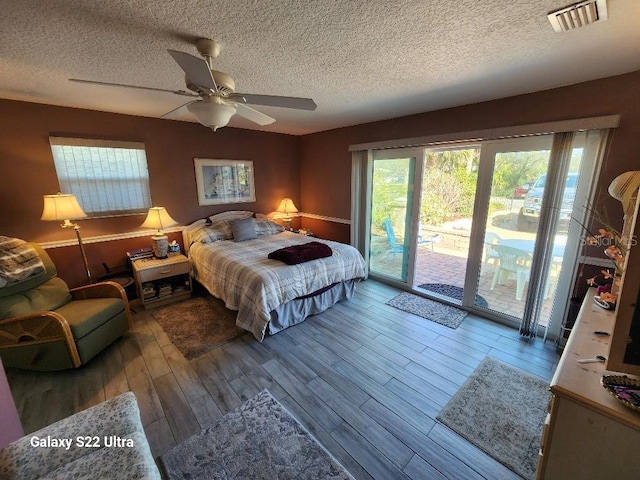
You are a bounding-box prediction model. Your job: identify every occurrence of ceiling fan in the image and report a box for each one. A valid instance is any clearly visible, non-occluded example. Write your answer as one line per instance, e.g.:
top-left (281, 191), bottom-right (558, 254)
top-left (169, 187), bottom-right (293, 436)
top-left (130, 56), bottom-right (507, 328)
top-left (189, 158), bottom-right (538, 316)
top-left (70, 38), bottom-right (317, 131)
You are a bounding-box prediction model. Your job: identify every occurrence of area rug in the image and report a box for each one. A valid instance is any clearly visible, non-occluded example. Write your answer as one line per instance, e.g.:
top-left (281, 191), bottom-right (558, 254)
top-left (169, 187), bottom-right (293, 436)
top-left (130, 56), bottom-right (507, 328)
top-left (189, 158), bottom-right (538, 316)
top-left (418, 283), bottom-right (489, 308)
top-left (151, 295), bottom-right (246, 360)
top-left (161, 390), bottom-right (353, 480)
top-left (436, 357), bottom-right (550, 480)
top-left (386, 292), bottom-right (467, 329)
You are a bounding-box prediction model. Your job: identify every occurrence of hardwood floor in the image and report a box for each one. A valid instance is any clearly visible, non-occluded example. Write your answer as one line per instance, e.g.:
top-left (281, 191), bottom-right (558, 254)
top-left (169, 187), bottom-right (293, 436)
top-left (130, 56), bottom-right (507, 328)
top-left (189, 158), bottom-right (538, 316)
top-left (6, 279), bottom-right (561, 479)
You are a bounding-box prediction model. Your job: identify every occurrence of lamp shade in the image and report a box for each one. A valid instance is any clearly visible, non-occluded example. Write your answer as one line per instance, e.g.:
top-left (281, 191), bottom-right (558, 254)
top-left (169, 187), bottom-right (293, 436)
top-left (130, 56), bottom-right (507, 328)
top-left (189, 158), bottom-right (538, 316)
top-left (41, 193), bottom-right (92, 283)
top-left (187, 101), bottom-right (237, 131)
top-left (608, 171), bottom-right (640, 214)
top-left (41, 193), bottom-right (87, 221)
top-left (276, 198), bottom-right (299, 218)
top-left (140, 207), bottom-right (178, 232)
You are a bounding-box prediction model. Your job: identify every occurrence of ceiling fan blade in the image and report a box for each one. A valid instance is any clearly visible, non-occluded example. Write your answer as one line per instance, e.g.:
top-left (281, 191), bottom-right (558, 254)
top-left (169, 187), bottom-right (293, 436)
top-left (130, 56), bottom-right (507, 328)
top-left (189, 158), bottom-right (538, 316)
top-left (235, 103), bottom-right (275, 126)
top-left (167, 50), bottom-right (218, 92)
top-left (229, 93), bottom-right (316, 111)
top-left (162, 100), bottom-right (198, 118)
top-left (69, 78), bottom-right (197, 97)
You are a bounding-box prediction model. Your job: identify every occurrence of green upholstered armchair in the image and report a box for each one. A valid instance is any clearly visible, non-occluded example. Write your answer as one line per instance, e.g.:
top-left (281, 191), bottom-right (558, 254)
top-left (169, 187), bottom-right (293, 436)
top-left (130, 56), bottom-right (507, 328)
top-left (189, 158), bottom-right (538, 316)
top-left (0, 244), bottom-right (132, 371)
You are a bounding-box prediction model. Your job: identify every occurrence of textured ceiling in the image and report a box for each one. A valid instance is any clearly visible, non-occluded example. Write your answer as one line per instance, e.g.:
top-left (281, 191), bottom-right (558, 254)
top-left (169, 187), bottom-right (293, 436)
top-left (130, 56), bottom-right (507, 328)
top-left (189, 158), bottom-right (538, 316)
top-left (1, 0), bottom-right (639, 135)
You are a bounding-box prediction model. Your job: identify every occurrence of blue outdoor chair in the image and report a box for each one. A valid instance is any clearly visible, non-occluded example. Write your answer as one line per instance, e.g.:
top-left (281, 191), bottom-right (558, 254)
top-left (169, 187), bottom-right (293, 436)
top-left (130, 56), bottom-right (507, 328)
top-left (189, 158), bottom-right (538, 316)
top-left (383, 219), bottom-right (440, 253)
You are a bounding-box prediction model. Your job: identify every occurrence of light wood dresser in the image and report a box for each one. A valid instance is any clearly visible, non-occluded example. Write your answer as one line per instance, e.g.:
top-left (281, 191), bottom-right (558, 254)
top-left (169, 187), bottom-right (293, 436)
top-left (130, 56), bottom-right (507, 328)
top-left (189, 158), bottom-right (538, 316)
top-left (537, 291), bottom-right (640, 479)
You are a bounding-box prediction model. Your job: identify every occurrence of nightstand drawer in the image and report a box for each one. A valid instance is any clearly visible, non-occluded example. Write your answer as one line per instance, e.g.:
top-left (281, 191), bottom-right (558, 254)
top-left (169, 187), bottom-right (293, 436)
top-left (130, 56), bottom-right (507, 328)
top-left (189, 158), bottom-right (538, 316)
top-left (137, 261), bottom-right (190, 283)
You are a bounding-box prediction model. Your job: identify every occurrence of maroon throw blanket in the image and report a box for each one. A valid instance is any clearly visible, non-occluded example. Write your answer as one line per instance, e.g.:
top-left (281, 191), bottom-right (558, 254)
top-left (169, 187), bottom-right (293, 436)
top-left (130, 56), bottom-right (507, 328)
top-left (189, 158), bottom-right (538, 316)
top-left (268, 241), bottom-right (333, 265)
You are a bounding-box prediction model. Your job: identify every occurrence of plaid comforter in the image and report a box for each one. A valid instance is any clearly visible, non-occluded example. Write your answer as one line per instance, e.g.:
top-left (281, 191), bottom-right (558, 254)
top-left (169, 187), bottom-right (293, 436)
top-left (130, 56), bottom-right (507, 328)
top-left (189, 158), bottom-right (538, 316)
top-left (0, 236), bottom-right (45, 288)
top-left (189, 231), bottom-right (366, 341)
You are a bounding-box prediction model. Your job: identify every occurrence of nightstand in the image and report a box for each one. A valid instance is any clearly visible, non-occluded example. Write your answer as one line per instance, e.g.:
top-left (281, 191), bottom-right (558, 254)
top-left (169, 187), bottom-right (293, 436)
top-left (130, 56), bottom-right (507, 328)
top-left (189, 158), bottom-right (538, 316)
top-left (132, 254), bottom-right (192, 309)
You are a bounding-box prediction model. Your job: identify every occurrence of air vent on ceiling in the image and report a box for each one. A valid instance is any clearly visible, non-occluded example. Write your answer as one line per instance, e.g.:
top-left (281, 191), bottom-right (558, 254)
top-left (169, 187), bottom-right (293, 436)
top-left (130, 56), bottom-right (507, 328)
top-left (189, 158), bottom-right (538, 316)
top-left (548, 0), bottom-right (608, 32)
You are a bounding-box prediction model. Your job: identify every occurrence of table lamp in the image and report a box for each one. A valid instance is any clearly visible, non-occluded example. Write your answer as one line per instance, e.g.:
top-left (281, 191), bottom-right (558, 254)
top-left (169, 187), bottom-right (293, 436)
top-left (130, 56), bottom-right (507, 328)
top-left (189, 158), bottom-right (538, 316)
top-left (41, 193), bottom-right (92, 283)
top-left (140, 207), bottom-right (178, 258)
top-left (276, 198), bottom-right (298, 230)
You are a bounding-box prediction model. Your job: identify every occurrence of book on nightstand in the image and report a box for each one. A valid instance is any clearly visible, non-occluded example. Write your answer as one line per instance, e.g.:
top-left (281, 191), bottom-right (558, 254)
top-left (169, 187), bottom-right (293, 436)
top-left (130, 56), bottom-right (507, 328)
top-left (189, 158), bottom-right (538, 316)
top-left (157, 283), bottom-right (173, 297)
top-left (127, 247), bottom-right (153, 262)
top-left (141, 282), bottom-right (157, 301)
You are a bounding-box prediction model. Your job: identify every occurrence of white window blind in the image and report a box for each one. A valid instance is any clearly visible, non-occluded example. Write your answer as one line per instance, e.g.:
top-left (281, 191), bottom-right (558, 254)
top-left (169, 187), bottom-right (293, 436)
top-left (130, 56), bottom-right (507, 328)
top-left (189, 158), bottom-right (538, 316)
top-left (49, 137), bottom-right (152, 216)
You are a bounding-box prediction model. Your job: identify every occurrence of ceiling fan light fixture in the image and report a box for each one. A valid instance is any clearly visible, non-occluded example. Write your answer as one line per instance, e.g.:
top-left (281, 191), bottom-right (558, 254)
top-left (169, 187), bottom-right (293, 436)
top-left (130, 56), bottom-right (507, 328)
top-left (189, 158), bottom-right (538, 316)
top-left (187, 101), bottom-right (237, 131)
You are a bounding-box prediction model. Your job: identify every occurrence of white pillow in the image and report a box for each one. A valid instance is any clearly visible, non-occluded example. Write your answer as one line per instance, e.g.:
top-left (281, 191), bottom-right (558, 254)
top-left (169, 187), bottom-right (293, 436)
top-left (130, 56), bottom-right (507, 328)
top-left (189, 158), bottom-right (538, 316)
top-left (255, 219), bottom-right (285, 236)
top-left (208, 211), bottom-right (254, 222)
top-left (189, 225), bottom-right (222, 245)
top-left (206, 220), bottom-right (234, 240)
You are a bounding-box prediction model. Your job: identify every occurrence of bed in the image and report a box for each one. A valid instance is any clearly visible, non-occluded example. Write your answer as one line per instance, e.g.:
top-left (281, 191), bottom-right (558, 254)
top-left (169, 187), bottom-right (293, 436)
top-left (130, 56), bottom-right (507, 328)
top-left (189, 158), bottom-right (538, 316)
top-left (183, 211), bottom-right (367, 341)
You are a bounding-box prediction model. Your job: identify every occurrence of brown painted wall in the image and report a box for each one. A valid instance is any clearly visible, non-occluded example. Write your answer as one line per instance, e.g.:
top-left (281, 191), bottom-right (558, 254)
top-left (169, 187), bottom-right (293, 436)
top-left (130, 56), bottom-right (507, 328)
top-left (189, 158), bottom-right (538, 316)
top-left (0, 99), bottom-right (299, 286)
top-left (3, 70), bottom-right (640, 285)
top-left (299, 70), bottom-right (640, 241)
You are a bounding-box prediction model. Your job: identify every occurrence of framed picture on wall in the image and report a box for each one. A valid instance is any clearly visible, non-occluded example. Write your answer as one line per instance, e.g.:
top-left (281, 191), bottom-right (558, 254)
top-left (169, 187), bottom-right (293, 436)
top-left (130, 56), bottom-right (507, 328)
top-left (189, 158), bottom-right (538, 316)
top-left (194, 158), bottom-right (256, 205)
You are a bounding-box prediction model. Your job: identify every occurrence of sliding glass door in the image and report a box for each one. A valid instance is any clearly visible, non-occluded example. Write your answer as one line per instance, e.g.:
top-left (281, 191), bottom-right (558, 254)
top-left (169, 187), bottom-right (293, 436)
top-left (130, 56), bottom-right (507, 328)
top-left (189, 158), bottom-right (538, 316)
top-left (471, 137), bottom-right (555, 326)
top-left (412, 147), bottom-right (481, 304)
top-left (469, 132), bottom-right (601, 333)
top-left (369, 150), bottom-right (419, 282)
top-left (363, 131), bottom-right (606, 336)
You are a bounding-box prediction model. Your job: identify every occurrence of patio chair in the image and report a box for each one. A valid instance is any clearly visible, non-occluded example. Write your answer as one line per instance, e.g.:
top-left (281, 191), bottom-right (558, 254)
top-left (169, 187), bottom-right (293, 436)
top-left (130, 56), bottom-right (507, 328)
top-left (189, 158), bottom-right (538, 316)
top-left (490, 244), bottom-right (532, 301)
top-left (483, 231), bottom-right (502, 265)
top-left (383, 219), bottom-right (440, 253)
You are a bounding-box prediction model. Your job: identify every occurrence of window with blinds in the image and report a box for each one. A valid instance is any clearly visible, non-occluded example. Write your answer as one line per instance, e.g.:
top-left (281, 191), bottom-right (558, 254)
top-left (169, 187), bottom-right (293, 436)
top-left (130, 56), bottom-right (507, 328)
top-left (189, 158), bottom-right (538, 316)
top-left (49, 137), bottom-right (152, 217)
